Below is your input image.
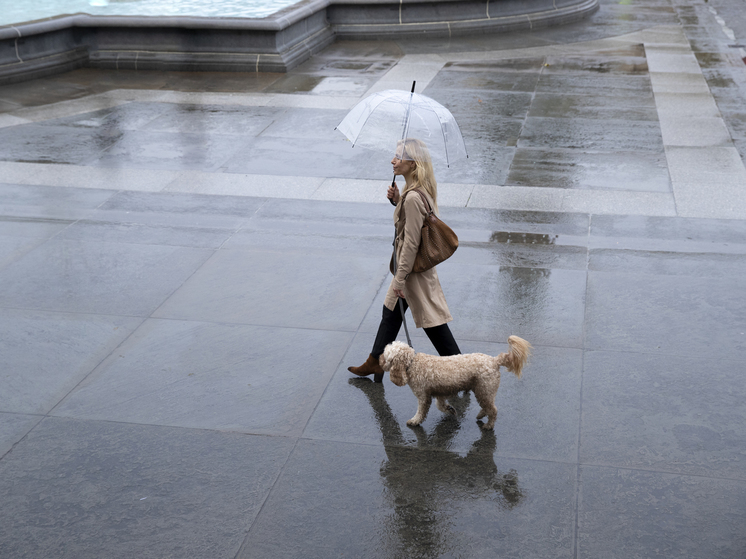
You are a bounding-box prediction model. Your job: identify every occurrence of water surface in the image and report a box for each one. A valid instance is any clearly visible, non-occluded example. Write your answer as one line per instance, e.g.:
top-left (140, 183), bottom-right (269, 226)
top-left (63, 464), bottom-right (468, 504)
top-left (0, 0), bottom-right (301, 26)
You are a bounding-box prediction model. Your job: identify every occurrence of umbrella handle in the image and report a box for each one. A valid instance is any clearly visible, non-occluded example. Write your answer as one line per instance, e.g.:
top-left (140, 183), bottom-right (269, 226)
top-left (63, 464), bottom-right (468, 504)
top-left (388, 174), bottom-right (398, 206)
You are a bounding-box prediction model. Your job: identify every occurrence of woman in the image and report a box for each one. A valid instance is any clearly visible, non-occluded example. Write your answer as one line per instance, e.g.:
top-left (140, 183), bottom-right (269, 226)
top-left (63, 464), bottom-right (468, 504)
top-left (348, 138), bottom-right (461, 383)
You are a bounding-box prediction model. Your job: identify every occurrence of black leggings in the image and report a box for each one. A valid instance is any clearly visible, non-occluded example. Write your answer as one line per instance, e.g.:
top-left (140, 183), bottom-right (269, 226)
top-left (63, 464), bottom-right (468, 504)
top-left (371, 299), bottom-right (461, 358)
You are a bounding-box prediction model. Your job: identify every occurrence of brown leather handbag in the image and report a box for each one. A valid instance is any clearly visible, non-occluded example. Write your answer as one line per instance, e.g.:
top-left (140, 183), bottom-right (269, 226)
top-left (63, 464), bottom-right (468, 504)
top-left (401, 189), bottom-right (459, 273)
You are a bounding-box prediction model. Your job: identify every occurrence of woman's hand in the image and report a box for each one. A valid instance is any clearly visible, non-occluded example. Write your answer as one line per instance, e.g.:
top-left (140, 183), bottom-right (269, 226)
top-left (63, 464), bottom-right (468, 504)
top-left (387, 183), bottom-right (400, 205)
top-left (394, 288), bottom-right (405, 299)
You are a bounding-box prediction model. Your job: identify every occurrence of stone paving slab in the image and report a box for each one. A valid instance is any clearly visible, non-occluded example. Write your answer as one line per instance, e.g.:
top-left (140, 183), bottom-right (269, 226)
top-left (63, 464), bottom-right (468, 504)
top-left (649, 70), bottom-right (712, 93)
top-left (0, 238), bottom-right (214, 316)
top-left (0, 114), bottom-right (28, 129)
top-left (362, 53), bottom-right (445, 94)
top-left (1, 309), bottom-right (143, 415)
top-left (665, 146), bottom-right (746, 218)
top-left (1, 24), bottom-right (743, 220)
top-left (52, 320), bottom-right (354, 437)
top-left (585, 269), bottom-right (746, 356)
top-left (506, 149), bottom-right (671, 191)
top-left (0, 236), bottom-right (49, 270)
top-left (581, 350), bottom-right (746, 479)
top-left (0, 418), bottom-right (294, 559)
top-left (151, 247), bottom-right (388, 330)
top-left (654, 91), bottom-right (722, 117)
top-left (588, 211), bottom-right (746, 244)
top-left (659, 114), bottom-right (733, 146)
top-left (578, 465), bottom-right (746, 559)
top-left (0, 413), bottom-right (41, 457)
top-left (239, 437), bottom-right (578, 559)
top-left (164, 172), bottom-right (325, 198)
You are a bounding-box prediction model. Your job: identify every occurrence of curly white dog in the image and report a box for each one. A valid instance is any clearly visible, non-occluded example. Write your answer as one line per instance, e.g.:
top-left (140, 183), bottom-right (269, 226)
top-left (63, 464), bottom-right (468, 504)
top-left (379, 336), bottom-right (531, 429)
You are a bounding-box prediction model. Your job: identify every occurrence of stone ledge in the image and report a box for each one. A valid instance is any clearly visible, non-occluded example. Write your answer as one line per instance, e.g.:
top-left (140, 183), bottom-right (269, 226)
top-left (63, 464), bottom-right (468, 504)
top-left (0, 46), bottom-right (89, 83)
top-left (330, 0), bottom-right (599, 39)
top-left (0, 0), bottom-right (598, 84)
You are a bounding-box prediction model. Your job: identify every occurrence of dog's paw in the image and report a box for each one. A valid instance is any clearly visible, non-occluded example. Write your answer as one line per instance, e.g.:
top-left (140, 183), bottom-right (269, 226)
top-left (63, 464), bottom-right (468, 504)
top-left (407, 418), bottom-right (422, 427)
top-left (476, 420), bottom-right (495, 430)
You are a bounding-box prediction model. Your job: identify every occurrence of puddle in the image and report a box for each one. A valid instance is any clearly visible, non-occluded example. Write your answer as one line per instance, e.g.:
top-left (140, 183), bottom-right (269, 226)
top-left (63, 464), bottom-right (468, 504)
top-left (543, 57), bottom-right (648, 75)
top-left (490, 231), bottom-right (558, 245)
top-left (266, 74), bottom-right (326, 93)
top-left (444, 58), bottom-right (546, 72)
top-left (695, 52), bottom-right (729, 68)
top-left (310, 77), bottom-right (371, 96)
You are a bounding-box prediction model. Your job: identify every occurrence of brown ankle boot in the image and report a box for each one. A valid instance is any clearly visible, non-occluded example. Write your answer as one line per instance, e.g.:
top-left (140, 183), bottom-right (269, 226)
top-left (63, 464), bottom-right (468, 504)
top-left (348, 354), bottom-right (384, 383)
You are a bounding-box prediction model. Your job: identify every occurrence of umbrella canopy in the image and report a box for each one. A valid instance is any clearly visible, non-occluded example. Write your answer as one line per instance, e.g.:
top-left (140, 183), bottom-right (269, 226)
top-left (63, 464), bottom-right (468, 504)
top-left (336, 89), bottom-right (468, 167)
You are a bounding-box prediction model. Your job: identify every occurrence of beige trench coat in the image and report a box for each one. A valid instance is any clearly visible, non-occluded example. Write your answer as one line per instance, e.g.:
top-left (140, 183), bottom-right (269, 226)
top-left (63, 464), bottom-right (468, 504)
top-left (384, 189), bottom-right (453, 329)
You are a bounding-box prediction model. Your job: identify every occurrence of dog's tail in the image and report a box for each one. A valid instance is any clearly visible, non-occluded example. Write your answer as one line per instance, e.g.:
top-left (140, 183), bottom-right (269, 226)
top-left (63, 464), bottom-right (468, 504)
top-left (496, 336), bottom-right (532, 379)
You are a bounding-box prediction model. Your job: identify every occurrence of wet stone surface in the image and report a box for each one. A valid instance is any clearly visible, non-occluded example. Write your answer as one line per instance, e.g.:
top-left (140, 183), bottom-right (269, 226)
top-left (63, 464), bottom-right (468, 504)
top-left (578, 466), bottom-right (746, 559)
top-left (0, 41), bottom-right (669, 190)
top-left (1, 178), bottom-right (744, 556)
top-left (38, 102), bottom-right (173, 132)
top-left (0, 124), bottom-right (122, 165)
top-left (2, 0), bottom-right (746, 556)
top-left (428, 64), bottom-right (543, 92)
top-left (519, 117), bottom-right (664, 151)
top-left (506, 149), bottom-right (671, 191)
top-left (423, 46), bottom-right (665, 189)
top-left (240, 438), bottom-right (577, 559)
top-left (527, 93), bottom-right (658, 121)
top-left (0, 418), bottom-right (295, 559)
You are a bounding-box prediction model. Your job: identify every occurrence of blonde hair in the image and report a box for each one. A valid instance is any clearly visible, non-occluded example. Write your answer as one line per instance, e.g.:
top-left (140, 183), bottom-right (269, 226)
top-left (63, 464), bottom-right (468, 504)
top-left (397, 138), bottom-right (439, 215)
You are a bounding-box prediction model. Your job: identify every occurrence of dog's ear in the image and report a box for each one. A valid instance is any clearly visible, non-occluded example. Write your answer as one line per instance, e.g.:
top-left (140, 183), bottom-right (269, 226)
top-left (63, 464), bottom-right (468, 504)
top-left (388, 343), bottom-right (413, 386)
top-left (380, 343), bottom-right (396, 372)
top-left (389, 365), bottom-right (407, 387)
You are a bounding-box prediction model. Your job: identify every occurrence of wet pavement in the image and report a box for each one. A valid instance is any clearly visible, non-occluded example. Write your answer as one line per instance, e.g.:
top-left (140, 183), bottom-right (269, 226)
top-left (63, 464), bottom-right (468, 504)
top-left (2, 0), bottom-right (746, 557)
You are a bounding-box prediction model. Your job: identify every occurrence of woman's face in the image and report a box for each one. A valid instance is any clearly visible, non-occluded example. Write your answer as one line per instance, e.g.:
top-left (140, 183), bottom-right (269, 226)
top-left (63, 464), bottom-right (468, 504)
top-left (391, 154), bottom-right (415, 177)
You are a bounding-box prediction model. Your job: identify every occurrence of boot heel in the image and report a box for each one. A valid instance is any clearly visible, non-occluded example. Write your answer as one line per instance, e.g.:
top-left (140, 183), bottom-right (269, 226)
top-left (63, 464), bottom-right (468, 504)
top-left (373, 373), bottom-right (384, 383)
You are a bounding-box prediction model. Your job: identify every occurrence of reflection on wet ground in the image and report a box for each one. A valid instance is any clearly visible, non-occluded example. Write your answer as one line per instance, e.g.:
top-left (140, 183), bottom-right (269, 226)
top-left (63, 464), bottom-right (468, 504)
top-left (489, 231), bottom-right (558, 245)
top-left (350, 378), bottom-right (523, 558)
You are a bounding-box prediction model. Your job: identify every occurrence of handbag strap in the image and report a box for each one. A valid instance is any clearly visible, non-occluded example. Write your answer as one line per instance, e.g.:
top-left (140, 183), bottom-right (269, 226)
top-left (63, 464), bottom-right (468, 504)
top-left (400, 188), bottom-right (432, 221)
top-left (413, 189), bottom-right (434, 216)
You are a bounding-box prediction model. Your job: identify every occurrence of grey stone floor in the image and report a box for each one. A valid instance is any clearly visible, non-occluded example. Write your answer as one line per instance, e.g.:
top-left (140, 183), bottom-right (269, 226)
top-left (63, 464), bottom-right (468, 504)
top-left (1, 0), bottom-right (746, 557)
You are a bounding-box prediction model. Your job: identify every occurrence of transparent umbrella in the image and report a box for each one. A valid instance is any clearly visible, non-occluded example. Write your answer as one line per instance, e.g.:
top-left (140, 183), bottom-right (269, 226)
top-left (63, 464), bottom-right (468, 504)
top-left (335, 86), bottom-right (468, 167)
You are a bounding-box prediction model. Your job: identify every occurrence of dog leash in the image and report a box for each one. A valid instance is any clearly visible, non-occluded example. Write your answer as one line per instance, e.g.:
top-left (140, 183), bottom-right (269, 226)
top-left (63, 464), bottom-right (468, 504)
top-left (392, 229), bottom-right (413, 348)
